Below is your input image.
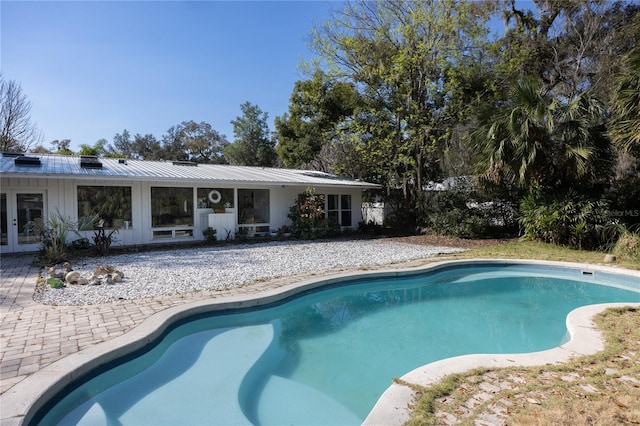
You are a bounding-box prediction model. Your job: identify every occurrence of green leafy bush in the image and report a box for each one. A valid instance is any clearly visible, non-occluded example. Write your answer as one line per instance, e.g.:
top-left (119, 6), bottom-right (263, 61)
top-left (423, 190), bottom-right (517, 238)
top-left (202, 227), bottom-right (217, 244)
top-left (288, 188), bottom-right (327, 239)
top-left (39, 209), bottom-right (97, 265)
top-left (607, 175), bottom-right (640, 227)
top-left (236, 227), bottom-right (249, 241)
top-left (377, 189), bottom-right (417, 233)
top-left (519, 190), bottom-right (611, 249)
top-left (358, 220), bottom-right (384, 236)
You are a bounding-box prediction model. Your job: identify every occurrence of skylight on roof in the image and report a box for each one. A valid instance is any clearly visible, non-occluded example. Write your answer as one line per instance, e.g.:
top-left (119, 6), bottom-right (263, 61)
top-left (14, 156), bottom-right (41, 167)
top-left (80, 156), bottom-right (103, 169)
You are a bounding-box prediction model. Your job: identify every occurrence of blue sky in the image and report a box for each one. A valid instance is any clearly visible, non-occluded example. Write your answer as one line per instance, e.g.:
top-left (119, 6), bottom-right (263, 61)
top-left (1, 1), bottom-right (338, 151)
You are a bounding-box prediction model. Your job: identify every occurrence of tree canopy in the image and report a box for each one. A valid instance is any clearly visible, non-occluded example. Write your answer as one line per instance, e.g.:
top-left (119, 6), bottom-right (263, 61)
top-left (275, 70), bottom-right (359, 170)
top-left (609, 44), bottom-right (640, 157)
top-left (274, 0), bottom-right (639, 232)
top-left (472, 77), bottom-right (612, 192)
top-left (225, 102), bottom-right (277, 167)
top-left (278, 0), bottom-right (492, 224)
top-left (105, 120), bottom-right (229, 163)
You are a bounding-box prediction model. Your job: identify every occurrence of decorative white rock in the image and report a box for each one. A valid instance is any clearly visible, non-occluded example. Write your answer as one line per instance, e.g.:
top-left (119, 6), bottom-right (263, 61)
top-left (65, 271), bottom-right (82, 284)
top-left (33, 241), bottom-right (465, 306)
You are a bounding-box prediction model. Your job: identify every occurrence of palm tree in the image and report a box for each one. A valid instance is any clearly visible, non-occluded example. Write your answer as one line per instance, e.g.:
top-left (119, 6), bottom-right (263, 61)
top-left (609, 46), bottom-right (640, 157)
top-left (555, 92), bottom-right (613, 187)
top-left (473, 77), bottom-right (609, 192)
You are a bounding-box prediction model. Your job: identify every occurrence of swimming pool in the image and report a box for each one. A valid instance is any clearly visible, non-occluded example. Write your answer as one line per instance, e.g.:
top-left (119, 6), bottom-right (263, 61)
top-left (34, 261), bottom-right (640, 425)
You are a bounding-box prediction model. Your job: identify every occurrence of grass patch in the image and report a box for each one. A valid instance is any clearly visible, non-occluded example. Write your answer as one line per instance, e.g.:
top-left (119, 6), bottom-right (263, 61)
top-left (451, 240), bottom-right (640, 270)
top-left (405, 307), bottom-right (640, 425)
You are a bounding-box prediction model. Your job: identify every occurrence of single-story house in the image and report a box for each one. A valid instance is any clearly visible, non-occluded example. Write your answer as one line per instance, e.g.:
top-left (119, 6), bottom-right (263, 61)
top-left (0, 153), bottom-right (379, 254)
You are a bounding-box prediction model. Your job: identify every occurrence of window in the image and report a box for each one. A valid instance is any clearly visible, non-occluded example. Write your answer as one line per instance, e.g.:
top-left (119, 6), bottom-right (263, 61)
top-left (327, 194), bottom-right (352, 227)
top-left (151, 187), bottom-right (193, 227)
top-left (77, 186), bottom-right (132, 229)
top-left (238, 189), bottom-right (269, 224)
top-left (340, 194), bottom-right (352, 227)
top-left (327, 194), bottom-right (338, 225)
top-left (196, 188), bottom-right (234, 209)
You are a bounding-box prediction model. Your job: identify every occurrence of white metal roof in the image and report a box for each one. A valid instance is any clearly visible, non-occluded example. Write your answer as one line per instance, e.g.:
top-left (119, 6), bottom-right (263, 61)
top-left (0, 153), bottom-right (380, 189)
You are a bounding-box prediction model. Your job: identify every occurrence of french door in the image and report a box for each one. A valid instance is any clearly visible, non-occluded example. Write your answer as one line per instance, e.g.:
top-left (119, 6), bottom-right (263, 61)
top-left (0, 191), bottom-right (46, 253)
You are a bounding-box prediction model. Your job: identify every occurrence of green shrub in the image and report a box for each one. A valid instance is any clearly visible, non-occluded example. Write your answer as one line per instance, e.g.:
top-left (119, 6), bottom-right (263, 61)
top-left (288, 188), bottom-right (327, 239)
top-left (519, 190), bottom-right (611, 249)
top-left (607, 175), bottom-right (640, 227)
top-left (378, 189), bottom-right (417, 233)
top-left (358, 220), bottom-right (384, 236)
top-left (236, 226), bottom-right (249, 241)
top-left (202, 227), bottom-right (217, 244)
top-left (39, 209), bottom-right (97, 265)
top-left (427, 207), bottom-right (486, 239)
top-left (423, 190), bottom-right (517, 238)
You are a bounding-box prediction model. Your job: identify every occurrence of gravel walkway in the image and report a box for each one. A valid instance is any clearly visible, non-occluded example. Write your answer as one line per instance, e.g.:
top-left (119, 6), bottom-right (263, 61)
top-left (34, 239), bottom-right (465, 305)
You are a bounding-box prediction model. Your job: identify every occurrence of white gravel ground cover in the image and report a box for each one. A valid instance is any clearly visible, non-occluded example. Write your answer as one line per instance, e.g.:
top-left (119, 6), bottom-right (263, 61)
top-left (35, 239), bottom-right (465, 305)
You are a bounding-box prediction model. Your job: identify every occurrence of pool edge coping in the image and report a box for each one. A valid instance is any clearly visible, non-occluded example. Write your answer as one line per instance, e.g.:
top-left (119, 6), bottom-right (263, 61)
top-left (1, 258), bottom-right (639, 425)
top-left (362, 301), bottom-right (640, 426)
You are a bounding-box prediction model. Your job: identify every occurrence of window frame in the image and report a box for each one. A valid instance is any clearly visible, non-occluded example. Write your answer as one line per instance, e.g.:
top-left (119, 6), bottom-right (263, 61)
top-left (150, 187), bottom-right (195, 236)
top-left (76, 185), bottom-right (133, 229)
top-left (237, 189), bottom-right (270, 225)
top-left (326, 193), bottom-right (352, 228)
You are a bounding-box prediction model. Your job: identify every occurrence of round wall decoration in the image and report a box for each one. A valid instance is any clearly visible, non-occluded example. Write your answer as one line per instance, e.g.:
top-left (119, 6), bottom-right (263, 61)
top-left (208, 190), bottom-right (222, 204)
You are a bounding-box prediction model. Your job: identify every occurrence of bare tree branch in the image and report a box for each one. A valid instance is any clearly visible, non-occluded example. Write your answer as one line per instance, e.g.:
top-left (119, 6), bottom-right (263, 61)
top-left (0, 75), bottom-right (43, 152)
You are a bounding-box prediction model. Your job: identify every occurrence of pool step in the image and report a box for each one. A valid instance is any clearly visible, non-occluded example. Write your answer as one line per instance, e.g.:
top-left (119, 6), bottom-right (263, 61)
top-left (257, 375), bottom-right (362, 425)
top-left (71, 324), bottom-right (276, 425)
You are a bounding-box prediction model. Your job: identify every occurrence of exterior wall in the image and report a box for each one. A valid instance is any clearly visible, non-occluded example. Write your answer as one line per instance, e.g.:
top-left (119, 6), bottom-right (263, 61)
top-left (1, 176), bottom-right (366, 253)
top-left (270, 186), bottom-right (298, 230)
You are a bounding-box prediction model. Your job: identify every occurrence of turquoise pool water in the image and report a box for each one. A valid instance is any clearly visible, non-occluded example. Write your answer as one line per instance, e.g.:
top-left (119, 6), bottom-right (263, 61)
top-left (38, 263), bottom-right (639, 426)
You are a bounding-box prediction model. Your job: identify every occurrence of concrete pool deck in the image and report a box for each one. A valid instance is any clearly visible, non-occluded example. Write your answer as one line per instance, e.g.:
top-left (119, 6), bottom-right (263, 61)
top-left (1, 253), bottom-right (639, 425)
